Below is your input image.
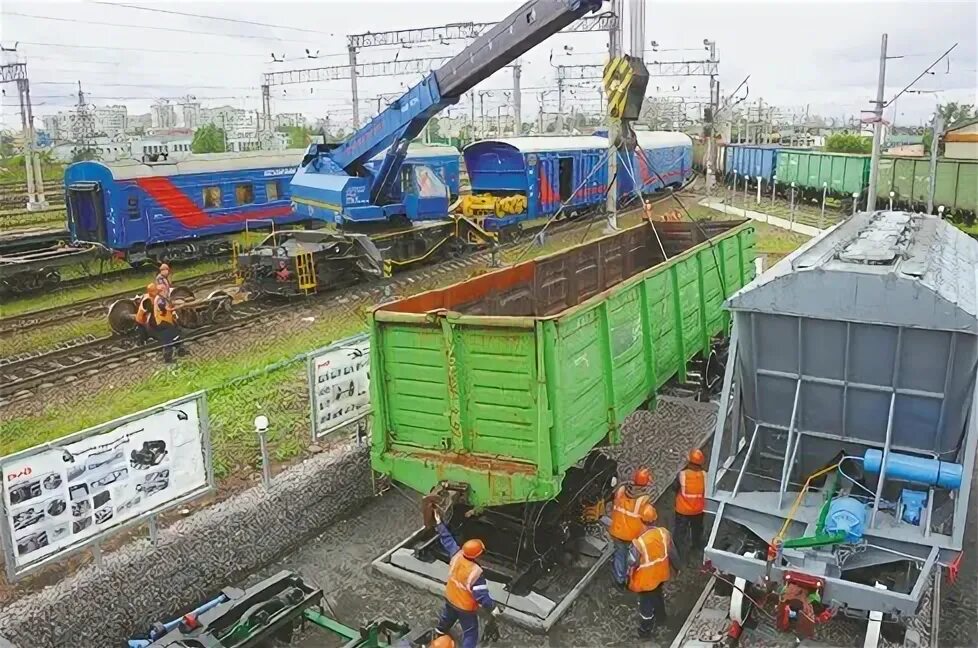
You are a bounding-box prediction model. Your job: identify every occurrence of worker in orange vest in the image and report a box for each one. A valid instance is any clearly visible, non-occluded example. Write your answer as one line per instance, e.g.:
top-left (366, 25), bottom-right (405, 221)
top-left (627, 505), bottom-right (680, 638)
top-left (674, 448), bottom-right (707, 558)
top-left (152, 291), bottom-right (183, 364)
top-left (135, 282), bottom-right (158, 344)
top-left (424, 496), bottom-right (501, 648)
top-left (605, 467), bottom-right (653, 588)
top-left (156, 263), bottom-right (172, 298)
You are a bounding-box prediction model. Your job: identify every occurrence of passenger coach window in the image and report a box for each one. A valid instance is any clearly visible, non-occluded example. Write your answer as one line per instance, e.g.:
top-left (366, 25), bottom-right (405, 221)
top-left (236, 183), bottom-right (254, 205)
top-left (127, 195), bottom-right (139, 219)
top-left (203, 186), bottom-right (222, 208)
top-left (265, 181), bottom-right (279, 201)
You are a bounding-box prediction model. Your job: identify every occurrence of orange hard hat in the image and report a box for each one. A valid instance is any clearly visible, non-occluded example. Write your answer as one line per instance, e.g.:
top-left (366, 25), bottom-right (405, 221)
top-left (146, 282), bottom-right (158, 295)
top-left (430, 635), bottom-right (455, 648)
top-left (640, 504), bottom-right (658, 524)
top-left (159, 263), bottom-right (170, 272)
top-left (633, 467), bottom-right (652, 487)
top-left (461, 539), bottom-right (485, 560)
top-left (689, 449), bottom-right (706, 466)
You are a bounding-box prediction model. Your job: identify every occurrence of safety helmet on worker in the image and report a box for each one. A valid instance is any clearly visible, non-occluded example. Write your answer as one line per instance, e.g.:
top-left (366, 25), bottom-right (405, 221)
top-left (461, 539), bottom-right (485, 560)
top-left (633, 467), bottom-right (652, 487)
top-left (640, 504), bottom-right (658, 525)
top-left (688, 448), bottom-right (706, 466)
top-left (146, 282), bottom-right (158, 295)
top-left (430, 634), bottom-right (455, 648)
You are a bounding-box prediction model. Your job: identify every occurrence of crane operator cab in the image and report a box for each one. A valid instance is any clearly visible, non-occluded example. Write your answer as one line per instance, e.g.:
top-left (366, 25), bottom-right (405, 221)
top-left (398, 162), bottom-right (450, 221)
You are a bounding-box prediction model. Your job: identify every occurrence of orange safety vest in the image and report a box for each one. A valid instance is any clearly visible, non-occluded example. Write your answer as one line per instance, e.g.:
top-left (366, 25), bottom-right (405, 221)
top-left (609, 486), bottom-right (650, 542)
top-left (629, 527), bottom-right (671, 593)
top-left (675, 468), bottom-right (705, 516)
top-left (445, 552), bottom-right (483, 612)
top-left (135, 295), bottom-right (153, 326)
top-left (154, 296), bottom-right (175, 326)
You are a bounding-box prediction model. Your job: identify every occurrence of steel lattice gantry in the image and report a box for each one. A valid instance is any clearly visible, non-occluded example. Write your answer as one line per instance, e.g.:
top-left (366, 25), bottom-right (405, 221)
top-left (557, 59), bottom-right (719, 81)
top-left (0, 61), bottom-right (47, 208)
top-left (347, 11), bottom-right (617, 48)
top-left (261, 10), bottom-right (620, 133)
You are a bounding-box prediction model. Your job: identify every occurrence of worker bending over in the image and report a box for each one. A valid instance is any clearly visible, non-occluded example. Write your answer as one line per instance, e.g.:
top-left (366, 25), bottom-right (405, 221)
top-left (674, 448), bottom-right (707, 559)
top-left (423, 495), bottom-right (501, 648)
top-left (627, 505), bottom-right (680, 638)
top-left (155, 263), bottom-right (172, 298)
top-left (135, 283), bottom-right (157, 345)
top-left (606, 467), bottom-right (653, 588)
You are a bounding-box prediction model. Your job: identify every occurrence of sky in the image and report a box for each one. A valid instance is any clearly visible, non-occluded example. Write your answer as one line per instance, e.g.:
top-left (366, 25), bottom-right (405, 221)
top-left (1, 0), bottom-right (976, 131)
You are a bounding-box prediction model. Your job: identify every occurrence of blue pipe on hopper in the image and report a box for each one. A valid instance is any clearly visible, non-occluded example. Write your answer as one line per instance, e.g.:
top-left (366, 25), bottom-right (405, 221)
top-left (863, 449), bottom-right (962, 490)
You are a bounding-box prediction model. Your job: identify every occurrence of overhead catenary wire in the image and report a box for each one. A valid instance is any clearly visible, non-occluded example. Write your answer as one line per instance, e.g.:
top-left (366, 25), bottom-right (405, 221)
top-left (87, 1), bottom-right (340, 37)
top-left (4, 11), bottom-right (325, 45)
top-left (884, 43), bottom-right (959, 108)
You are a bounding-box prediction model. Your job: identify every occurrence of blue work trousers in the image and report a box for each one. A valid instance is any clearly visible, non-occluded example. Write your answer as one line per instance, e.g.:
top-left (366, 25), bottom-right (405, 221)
top-left (612, 538), bottom-right (631, 586)
top-left (437, 601), bottom-right (480, 648)
top-left (638, 585), bottom-right (666, 637)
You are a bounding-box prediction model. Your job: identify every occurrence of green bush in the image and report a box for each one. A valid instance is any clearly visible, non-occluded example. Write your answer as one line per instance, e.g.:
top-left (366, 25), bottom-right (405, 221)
top-left (824, 132), bottom-right (872, 154)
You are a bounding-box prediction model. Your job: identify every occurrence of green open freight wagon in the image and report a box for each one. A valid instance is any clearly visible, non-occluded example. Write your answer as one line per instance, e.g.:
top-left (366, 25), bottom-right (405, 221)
top-left (369, 219), bottom-right (757, 507)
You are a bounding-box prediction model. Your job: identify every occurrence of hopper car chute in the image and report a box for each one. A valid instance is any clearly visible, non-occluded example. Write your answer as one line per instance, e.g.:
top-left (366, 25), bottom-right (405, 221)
top-left (370, 218), bottom-right (756, 629)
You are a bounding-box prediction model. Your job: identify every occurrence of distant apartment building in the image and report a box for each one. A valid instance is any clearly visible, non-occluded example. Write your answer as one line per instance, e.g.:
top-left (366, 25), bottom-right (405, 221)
top-left (93, 105), bottom-right (128, 135)
top-left (151, 102), bottom-right (177, 129)
top-left (182, 102), bottom-right (202, 129)
top-left (39, 105), bottom-right (128, 141)
top-left (128, 112), bottom-right (153, 132)
top-left (273, 113), bottom-right (306, 129)
top-left (200, 106), bottom-right (256, 137)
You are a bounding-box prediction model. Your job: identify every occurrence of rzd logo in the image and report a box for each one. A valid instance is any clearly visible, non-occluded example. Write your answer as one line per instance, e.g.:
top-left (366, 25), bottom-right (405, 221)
top-left (6, 467), bottom-right (32, 481)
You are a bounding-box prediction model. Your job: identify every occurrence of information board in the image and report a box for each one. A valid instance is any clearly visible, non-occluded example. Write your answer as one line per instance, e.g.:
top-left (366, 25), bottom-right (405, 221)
top-left (0, 393), bottom-right (212, 579)
top-left (307, 333), bottom-right (371, 439)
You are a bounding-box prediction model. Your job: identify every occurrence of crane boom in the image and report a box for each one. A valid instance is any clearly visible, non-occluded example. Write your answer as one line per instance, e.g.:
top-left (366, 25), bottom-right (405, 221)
top-left (290, 0), bottom-right (605, 225)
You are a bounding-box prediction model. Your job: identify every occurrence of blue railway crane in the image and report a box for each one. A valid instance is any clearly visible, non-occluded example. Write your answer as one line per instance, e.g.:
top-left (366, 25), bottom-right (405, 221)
top-left (290, 0), bottom-right (605, 226)
top-left (241, 0), bottom-right (609, 295)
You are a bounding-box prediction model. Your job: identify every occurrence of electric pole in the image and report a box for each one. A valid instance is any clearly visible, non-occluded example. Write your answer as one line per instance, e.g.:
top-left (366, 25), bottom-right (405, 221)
top-left (1, 49), bottom-right (47, 210)
top-left (926, 112), bottom-right (944, 214)
top-left (556, 76), bottom-right (565, 133)
top-left (704, 39), bottom-right (718, 192)
top-left (512, 63), bottom-right (522, 135)
top-left (348, 44), bottom-right (360, 128)
top-left (866, 33), bottom-right (888, 212)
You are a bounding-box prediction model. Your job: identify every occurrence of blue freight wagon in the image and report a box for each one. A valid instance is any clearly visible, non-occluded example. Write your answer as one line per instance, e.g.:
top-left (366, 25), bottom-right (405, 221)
top-left (723, 144), bottom-right (780, 182)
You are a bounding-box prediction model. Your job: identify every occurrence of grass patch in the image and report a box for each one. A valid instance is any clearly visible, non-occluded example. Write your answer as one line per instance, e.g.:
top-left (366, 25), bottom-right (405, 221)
top-left (0, 307), bottom-right (365, 478)
top-left (0, 258), bottom-right (230, 318)
top-left (0, 210), bottom-right (65, 231)
top-left (0, 318), bottom-right (106, 357)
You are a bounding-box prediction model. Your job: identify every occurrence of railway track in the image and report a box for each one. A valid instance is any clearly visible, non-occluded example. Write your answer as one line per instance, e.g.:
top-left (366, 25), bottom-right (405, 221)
top-left (0, 298), bottom-right (276, 401)
top-left (0, 184), bottom-right (702, 403)
top-left (0, 271), bottom-right (231, 337)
